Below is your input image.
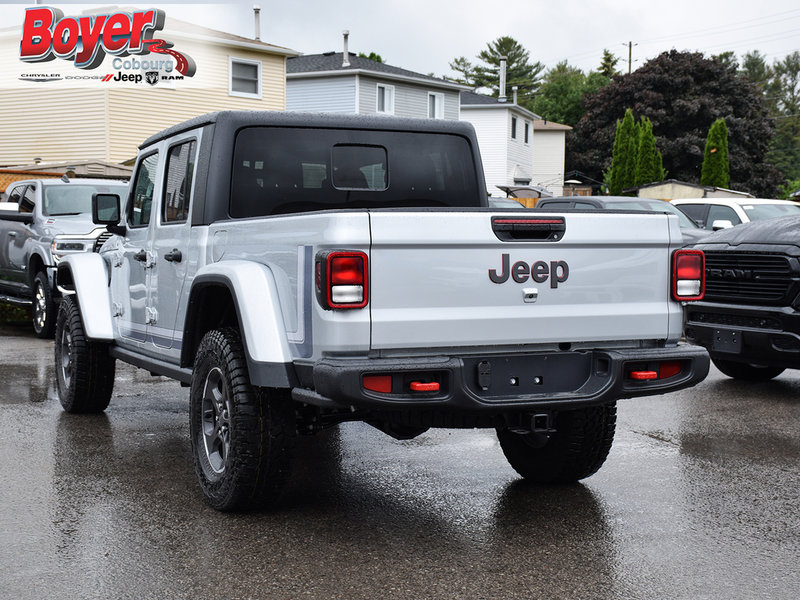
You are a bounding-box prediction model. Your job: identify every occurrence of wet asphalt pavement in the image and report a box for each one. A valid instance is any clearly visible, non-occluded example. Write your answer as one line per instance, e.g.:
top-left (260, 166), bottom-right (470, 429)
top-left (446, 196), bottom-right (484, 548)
top-left (0, 322), bottom-right (798, 600)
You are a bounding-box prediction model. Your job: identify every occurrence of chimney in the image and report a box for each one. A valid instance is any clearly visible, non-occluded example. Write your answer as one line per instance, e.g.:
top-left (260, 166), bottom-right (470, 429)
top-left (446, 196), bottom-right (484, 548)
top-left (512, 85), bottom-right (518, 104)
top-left (342, 30), bottom-right (350, 67)
top-left (498, 56), bottom-right (507, 102)
top-left (253, 5), bottom-right (260, 40)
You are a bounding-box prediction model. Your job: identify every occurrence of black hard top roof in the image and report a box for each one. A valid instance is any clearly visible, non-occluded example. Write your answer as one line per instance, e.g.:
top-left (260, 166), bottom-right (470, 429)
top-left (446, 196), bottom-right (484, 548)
top-left (140, 111), bottom-right (477, 149)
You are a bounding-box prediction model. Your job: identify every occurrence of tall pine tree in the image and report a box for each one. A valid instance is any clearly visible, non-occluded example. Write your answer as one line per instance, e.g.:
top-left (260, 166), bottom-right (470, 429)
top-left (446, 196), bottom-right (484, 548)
top-left (701, 118), bottom-right (730, 187)
top-left (608, 109), bottom-right (637, 195)
top-left (634, 117), bottom-right (665, 186)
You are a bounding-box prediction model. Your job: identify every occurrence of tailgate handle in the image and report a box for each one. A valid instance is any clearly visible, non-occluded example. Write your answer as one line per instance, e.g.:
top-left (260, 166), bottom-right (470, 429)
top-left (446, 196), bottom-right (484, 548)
top-left (491, 217), bottom-right (565, 242)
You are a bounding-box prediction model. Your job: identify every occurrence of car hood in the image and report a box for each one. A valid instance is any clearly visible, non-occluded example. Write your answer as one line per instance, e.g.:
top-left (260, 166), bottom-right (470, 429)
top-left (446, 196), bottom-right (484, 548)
top-left (41, 213), bottom-right (102, 237)
top-left (693, 216), bottom-right (800, 248)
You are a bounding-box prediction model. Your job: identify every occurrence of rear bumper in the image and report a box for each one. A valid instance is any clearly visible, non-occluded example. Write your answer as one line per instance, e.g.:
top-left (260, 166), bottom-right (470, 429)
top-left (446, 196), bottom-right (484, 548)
top-left (686, 303), bottom-right (800, 368)
top-left (294, 344), bottom-right (709, 412)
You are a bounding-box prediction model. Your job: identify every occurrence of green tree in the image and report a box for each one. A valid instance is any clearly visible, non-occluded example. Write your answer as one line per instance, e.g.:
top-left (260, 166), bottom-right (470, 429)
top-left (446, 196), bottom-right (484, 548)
top-left (766, 52), bottom-right (800, 181)
top-left (635, 117), bottom-right (665, 186)
top-left (569, 50), bottom-right (781, 197)
top-left (739, 50), bottom-right (773, 98)
top-left (778, 178), bottom-right (800, 199)
top-left (471, 36), bottom-right (544, 104)
top-left (598, 49), bottom-right (619, 78)
top-left (531, 61), bottom-right (586, 126)
top-left (701, 118), bottom-right (730, 187)
top-left (531, 63), bottom-right (611, 127)
top-left (608, 109), bottom-right (637, 195)
top-left (358, 52), bottom-right (384, 63)
top-left (448, 56), bottom-right (476, 87)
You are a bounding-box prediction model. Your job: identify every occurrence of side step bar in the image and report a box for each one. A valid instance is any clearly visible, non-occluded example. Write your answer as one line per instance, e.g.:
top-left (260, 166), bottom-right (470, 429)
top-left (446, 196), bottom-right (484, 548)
top-left (0, 294), bottom-right (32, 307)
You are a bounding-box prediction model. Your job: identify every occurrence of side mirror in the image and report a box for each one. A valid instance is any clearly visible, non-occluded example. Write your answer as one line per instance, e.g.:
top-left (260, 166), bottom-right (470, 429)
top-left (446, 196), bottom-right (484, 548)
top-left (92, 193), bottom-right (120, 225)
top-left (0, 201), bottom-right (34, 224)
top-left (711, 219), bottom-right (734, 231)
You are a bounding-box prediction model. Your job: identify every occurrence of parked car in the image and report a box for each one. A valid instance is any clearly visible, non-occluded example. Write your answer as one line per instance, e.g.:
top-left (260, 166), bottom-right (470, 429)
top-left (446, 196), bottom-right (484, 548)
top-left (671, 198), bottom-right (800, 230)
top-left (0, 177), bottom-right (129, 336)
top-left (534, 196), bottom-right (708, 245)
top-left (687, 216), bottom-right (800, 381)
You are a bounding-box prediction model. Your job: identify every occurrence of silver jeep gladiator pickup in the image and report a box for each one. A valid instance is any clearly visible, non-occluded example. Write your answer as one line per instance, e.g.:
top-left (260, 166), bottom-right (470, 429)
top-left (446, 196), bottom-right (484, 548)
top-left (55, 111), bottom-right (709, 511)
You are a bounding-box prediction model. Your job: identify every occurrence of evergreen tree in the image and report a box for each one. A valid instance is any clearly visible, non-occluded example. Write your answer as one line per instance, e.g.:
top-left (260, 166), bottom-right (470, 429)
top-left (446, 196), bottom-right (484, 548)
top-left (701, 118), bottom-right (730, 187)
top-left (635, 117), bottom-right (660, 186)
top-left (598, 49), bottom-right (619, 78)
top-left (448, 56), bottom-right (477, 87)
top-left (608, 109), bottom-right (637, 195)
top-left (472, 36), bottom-right (544, 104)
top-left (739, 50), bottom-right (773, 98)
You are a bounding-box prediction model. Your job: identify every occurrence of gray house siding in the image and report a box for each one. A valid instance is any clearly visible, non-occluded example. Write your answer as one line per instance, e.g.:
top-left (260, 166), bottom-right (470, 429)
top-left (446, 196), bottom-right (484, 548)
top-left (358, 76), bottom-right (459, 120)
top-left (286, 77), bottom-right (356, 113)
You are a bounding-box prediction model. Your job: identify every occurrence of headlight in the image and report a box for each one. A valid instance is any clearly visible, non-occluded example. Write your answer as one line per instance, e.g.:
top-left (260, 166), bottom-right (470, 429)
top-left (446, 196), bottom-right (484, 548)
top-left (51, 239), bottom-right (92, 263)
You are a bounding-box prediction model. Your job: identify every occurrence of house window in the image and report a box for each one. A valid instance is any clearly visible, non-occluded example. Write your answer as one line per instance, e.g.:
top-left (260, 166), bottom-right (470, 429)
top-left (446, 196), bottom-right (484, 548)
top-left (428, 92), bottom-right (444, 119)
top-left (511, 116), bottom-right (517, 139)
top-left (524, 121), bottom-right (530, 144)
top-left (229, 57), bottom-right (261, 98)
top-left (377, 84), bottom-right (395, 114)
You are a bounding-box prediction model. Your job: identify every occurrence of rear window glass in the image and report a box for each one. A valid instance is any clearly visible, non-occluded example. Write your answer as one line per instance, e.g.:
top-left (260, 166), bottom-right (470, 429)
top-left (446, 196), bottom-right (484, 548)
top-left (230, 127), bottom-right (480, 217)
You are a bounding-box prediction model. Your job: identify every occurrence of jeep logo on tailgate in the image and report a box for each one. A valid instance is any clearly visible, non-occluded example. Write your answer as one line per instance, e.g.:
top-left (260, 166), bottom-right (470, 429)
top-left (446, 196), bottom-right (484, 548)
top-left (489, 254), bottom-right (570, 288)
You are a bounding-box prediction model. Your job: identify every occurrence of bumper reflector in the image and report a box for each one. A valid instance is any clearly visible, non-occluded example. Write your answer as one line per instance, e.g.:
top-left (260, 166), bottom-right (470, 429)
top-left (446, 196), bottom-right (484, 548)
top-left (410, 381), bottom-right (440, 392)
top-left (659, 361), bottom-right (682, 379)
top-left (363, 375), bottom-right (392, 393)
top-left (629, 370), bottom-right (658, 380)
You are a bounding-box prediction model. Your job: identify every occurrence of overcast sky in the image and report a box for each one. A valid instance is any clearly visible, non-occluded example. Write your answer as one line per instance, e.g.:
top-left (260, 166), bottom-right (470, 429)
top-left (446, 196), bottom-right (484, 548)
top-left (2, 1), bottom-right (799, 78)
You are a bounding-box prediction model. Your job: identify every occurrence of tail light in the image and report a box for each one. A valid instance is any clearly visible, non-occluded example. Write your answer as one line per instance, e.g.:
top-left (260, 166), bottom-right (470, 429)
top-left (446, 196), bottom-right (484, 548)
top-left (315, 251), bottom-right (369, 310)
top-left (672, 249), bottom-right (704, 301)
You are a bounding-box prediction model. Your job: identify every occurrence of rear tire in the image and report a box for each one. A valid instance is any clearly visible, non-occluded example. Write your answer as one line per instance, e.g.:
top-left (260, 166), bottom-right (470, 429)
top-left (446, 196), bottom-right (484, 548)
top-left (497, 402), bottom-right (617, 483)
top-left (54, 295), bottom-right (116, 413)
top-left (32, 271), bottom-right (56, 338)
top-left (190, 328), bottom-right (296, 511)
top-left (711, 357), bottom-right (784, 381)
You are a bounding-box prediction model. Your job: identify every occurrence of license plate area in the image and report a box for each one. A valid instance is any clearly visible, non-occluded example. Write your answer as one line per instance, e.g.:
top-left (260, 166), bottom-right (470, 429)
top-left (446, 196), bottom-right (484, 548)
top-left (712, 328), bottom-right (742, 354)
top-left (463, 353), bottom-right (596, 400)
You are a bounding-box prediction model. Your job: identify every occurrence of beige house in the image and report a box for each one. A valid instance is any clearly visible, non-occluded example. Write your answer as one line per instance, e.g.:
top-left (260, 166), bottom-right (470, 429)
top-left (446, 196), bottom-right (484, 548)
top-left (626, 179), bottom-right (755, 200)
top-left (0, 12), bottom-right (298, 166)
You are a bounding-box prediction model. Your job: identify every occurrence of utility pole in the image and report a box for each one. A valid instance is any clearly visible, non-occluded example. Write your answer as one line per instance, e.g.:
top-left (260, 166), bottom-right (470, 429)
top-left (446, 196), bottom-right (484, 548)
top-left (623, 41), bottom-right (638, 74)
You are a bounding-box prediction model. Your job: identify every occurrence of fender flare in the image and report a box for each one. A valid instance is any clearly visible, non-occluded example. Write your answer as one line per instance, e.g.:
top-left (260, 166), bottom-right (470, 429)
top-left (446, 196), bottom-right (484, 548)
top-left (57, 254), bottom-right (114, 340)
top-left (185, 261), bottom-right (295, 387)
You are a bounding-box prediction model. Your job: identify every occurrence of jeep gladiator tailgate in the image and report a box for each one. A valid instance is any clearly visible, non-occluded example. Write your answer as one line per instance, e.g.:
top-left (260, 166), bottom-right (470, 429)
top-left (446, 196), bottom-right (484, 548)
top-left (368, 211), bottom-right (682, 351)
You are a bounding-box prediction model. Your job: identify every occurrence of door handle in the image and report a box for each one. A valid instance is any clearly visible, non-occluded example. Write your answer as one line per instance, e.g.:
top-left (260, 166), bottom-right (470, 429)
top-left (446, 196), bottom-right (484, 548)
top-left (164, 248), bottom-right (182, 263)
top-left (134, 249), bottom-right (147, 262)
top-left (8, 231), bottom-right (16, 237)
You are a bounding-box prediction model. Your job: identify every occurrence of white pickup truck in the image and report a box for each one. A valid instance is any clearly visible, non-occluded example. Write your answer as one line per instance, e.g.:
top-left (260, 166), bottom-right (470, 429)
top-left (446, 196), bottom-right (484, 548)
top-left (55, 111), bottom-right (709, 511)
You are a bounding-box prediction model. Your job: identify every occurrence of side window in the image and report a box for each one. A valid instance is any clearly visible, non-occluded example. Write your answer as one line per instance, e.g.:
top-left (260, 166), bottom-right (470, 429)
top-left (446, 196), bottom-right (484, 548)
top-left (6, 185), bottom-right (24, 205)
top-left (162, 141), bottom-right (196, 224)
top-left (19, 186), bottom-right (36, 213)
top-left (707, 204), bottom-right (742, 228)
top-left (675, 204), bottom-right (706, 227)
top-left (129, 153), bottom-right (159, 227)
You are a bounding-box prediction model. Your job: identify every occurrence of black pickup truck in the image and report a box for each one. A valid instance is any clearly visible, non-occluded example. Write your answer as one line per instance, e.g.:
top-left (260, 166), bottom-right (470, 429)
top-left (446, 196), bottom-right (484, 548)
top-left (686, 216), bottom-right (800, 380)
